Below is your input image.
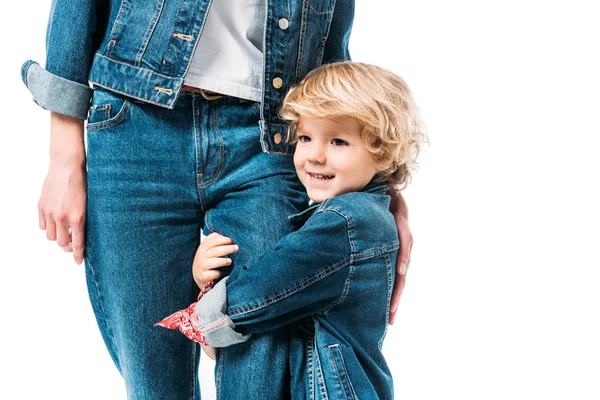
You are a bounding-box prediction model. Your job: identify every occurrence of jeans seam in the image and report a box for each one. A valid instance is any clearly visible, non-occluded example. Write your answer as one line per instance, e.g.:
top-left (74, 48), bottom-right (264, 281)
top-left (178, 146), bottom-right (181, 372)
top-left (198, 103), bottom-right (225, 187)
top-left (188, 342), bottom-right (197, 400)
top-left (327, 344), bottom-right (356, 399)
top-left (315, 337), bottom-right (329, 400)
top-left (86, 100), bottom-right (132, 132)
top-left (193, 97), bottom-right (206, 211)
top-left (295, 2), bottom-right (309, 83)
top-left (215, 348), bottom-right (224, 399)
top-left (86, 253), bottom-right (120, 372)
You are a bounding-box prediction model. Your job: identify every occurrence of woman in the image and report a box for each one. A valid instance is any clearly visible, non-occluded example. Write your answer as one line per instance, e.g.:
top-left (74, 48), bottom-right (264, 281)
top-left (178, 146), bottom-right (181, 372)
top-left (21, 0), bottom-right (412, 398)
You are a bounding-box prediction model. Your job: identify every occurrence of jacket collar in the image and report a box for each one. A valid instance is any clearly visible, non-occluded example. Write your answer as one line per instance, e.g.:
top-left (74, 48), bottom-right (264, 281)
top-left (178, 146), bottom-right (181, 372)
top-left (288, 177), bottom-right (388, 229)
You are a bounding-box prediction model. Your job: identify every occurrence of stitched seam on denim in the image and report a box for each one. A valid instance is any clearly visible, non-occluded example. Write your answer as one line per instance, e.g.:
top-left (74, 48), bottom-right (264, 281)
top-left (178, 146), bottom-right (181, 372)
top-left (351, 242), bottom-right (399, 263)
top-left (328, 345), bottom-right (349, 400)
top-left (188, 341), bottom-right (197, 400)
top-left (215, 347), bottom-right (224, 400)
top-left (107, 0), bottom-right (130, 56)
top-left (86, 253), bottom-right (120, 371)
top-left (86, 100), bottom-right (132, 132)
top-left (200, 316), bottom-right (232, 333)
top-left (337, 348), bottom-right (358, 399)
top-left (204, 212), bottom-right (216, 236)
top-left (194, 97), bottom-right (206, 210)
top-left (304, 0), bottom-right (335, 14)
top-left (295, 3), bottom-right (309, 83)
top-left (160, 0), bottom-right (186, 74)
top-left (198, 103), bottom-right (225, 187)
top-left (323, 264), bottom-right (353, 314)
top-left (88, 104), bottom-right (110, 122)
top-left (379, 253), bottom-right (394, 349)
top-left (228, 209), bottom-right (354, 316)
top-left (135, 0), bottom-right (165, 66)
top-left (88, 79), bottom-right (176, 109)
top-left (314, 338), bottom-right (329, 400)
top-left (228, 256), bottom-right (351, 316)
top-left (328, 345), bottom-right (358, 399)
top-left (259, 0), bottom-right (269, 130)
top-left (314, 0), bottom-right (336, 65)
top-left (316, 206), bottom-right (354, 254)
top-left (264, 149), bottom-right (293, 155)
top-left (94, 53), bottom-right (179, 80)
top-left (306, 333), bottom-right (315, 399)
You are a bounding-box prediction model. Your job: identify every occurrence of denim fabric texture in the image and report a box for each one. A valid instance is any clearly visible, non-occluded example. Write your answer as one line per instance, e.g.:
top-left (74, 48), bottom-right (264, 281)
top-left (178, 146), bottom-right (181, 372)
top-left (84, 87), bottom-right (308, 399)
top-left (196, 181), bottom-right (397, 399)
top-left (21, 0), bottom-right (354, 153)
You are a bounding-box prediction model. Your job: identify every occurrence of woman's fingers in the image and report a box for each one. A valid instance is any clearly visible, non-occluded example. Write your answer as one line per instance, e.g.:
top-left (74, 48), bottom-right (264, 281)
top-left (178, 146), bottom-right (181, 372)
top-left (56, 221), bottom-right (71, 251)
top-left (71, 223), bottom-right (85, 265)
top-left (45, 215), bottom-right (57, 241)
top-left (38, 209), bottom-right (46, 230)
top-left (388, 273), bottom-right (406, 325)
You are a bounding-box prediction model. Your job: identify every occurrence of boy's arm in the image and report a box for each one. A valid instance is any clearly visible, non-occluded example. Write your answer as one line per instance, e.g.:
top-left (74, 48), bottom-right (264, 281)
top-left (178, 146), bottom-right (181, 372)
top-left (22, 0), bottom-right (109, 119)
top-left (196, 210), bottom-right (353, 347)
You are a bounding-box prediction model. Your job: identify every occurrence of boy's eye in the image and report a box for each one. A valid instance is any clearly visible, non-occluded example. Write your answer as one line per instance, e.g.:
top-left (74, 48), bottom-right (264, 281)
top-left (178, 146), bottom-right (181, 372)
top-left (298, 135), bottom-right (311, 143)
top-left (331, 138), bottom-right (348, 146)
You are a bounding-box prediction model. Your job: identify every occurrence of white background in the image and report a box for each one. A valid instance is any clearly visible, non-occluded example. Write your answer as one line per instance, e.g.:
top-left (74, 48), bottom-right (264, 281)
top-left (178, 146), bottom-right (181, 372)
top-left (1, 1), bottom-right (599, 399)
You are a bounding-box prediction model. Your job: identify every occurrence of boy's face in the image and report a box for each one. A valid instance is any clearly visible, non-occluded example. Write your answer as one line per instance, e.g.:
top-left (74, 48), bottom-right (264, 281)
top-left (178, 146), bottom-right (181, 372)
top-left (293, 116), bottom-right (378, 203)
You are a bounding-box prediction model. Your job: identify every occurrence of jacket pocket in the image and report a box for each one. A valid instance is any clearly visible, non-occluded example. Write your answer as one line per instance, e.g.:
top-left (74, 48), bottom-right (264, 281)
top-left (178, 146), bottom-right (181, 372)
top-left (327, 344), bottom-right (358, 400)
top-left (87, 87), bottom-right (132, 132)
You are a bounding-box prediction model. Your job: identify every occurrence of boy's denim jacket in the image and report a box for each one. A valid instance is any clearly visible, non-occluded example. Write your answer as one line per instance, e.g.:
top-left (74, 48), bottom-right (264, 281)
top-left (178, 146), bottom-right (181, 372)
top-left (196, 180), bottom-right (398, 399)
top-left (20, 0), bottom-right (354, 154)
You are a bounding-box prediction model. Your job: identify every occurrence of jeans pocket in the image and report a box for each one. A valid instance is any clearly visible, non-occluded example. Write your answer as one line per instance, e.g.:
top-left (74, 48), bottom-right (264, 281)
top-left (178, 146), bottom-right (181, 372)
top-left (87, 87), bottom-right (133, 132)
top-left (327, 344), bottom-right (358, 400)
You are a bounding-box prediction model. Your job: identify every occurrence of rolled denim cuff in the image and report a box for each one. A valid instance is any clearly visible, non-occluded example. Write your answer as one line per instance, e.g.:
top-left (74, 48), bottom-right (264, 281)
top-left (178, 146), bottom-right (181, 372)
top-left (21, 60), bottom-right (93, 120)
top-left (196, 277), bottom-right (250, 347)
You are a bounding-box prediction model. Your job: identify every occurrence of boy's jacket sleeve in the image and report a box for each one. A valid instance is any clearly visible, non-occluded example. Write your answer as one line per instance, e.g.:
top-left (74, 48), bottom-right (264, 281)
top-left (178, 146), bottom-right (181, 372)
top-left (196, 210), bottom-right (353, 347)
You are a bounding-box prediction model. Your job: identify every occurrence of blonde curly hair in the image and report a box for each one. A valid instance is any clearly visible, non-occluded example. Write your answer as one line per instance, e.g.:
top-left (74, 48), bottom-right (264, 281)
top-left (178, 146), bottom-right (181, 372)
top-left (279, 61), bottom-right (427, 190)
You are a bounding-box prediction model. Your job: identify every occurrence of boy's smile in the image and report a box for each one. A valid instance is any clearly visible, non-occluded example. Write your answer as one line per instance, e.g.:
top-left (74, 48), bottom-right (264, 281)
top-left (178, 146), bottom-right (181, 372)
top-left (293, 116), bottom-right (379, 203)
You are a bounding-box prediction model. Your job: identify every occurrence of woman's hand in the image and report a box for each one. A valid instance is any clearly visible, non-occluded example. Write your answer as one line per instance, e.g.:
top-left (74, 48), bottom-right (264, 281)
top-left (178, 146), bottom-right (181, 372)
top-left (38, 112), bottom-right (87, 264)
top-left (388, 190), bottom-right (413, 325)
top-left (193, 232), bottom-right (239, 289)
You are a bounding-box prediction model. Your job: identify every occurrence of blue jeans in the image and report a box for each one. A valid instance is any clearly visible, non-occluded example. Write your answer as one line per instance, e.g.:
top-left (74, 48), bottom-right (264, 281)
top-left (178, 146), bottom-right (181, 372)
top-left (84, 88), bottom-right (308, 399)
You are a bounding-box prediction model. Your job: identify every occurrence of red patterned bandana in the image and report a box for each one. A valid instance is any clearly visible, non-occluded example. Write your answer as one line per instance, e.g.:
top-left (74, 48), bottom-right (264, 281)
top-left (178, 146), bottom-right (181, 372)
top-left (154, 280), bottom-right (216, 345)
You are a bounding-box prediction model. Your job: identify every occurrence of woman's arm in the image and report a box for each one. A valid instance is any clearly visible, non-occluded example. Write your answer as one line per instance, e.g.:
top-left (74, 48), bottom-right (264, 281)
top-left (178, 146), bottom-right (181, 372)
top-left (25, 1), bottom-right (108, 262)
top-left (38, 112), bottom-right (87, 264)
top-left (388, 190), bottom-right (413, 325)
top-left (22, 0), bottom-right (109, 119)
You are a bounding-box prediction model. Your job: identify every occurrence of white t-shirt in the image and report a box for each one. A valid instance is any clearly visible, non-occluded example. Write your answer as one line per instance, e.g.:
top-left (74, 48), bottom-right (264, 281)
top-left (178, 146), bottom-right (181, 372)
top-left (183, 0), bottom-right (265, 102)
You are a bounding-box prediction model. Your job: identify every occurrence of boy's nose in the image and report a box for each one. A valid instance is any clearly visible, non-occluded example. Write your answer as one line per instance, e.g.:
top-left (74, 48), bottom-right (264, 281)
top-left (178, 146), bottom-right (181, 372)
top-left (307, 144), bottom-right (327, 164)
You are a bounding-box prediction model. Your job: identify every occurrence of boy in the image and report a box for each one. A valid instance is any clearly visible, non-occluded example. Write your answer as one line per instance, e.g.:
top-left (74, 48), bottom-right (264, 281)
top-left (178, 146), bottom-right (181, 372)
top-left (158, 61), bottom-right (425, 399)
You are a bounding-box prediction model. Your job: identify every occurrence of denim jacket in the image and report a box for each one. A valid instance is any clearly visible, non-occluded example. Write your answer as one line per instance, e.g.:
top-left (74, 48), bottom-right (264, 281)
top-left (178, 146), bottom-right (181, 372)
top-left (20, 0), bottom-right (354, 154)
top-left (195, 180), bottom-right (398, 399)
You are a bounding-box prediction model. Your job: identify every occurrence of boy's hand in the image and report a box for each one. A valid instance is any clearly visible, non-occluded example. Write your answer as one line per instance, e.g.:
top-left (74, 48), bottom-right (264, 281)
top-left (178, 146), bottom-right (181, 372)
top-left (388, 190), bottom-right (413, 325)
top-left (193, 232), bottom-right (239, 289)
